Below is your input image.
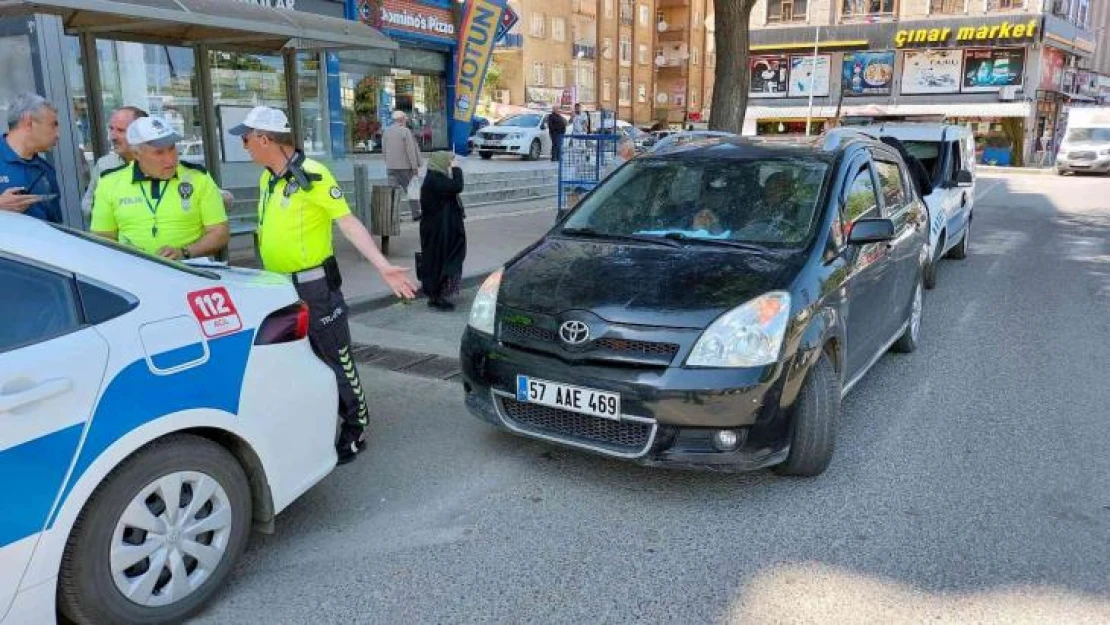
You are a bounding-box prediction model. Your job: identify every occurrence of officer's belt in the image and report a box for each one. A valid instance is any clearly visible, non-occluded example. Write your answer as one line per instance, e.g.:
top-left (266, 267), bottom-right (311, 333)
top-left (291, 266), bottom-right (326, 283)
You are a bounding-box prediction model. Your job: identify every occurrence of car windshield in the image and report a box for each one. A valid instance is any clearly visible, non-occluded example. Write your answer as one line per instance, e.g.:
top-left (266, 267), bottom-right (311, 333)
top-left (53, 225), bottom-right (220, 279)
top-left (496, 114), bottom-right (542, 128)
top-left (562, 157), bottom-right (829, 247)
top-left (1065, 127), bottom-right (1110, 142)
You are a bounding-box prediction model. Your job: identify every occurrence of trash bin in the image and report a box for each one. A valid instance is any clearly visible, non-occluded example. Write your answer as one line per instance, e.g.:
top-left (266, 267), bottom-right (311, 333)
top-left (369, 184), bottom-right (401, 254)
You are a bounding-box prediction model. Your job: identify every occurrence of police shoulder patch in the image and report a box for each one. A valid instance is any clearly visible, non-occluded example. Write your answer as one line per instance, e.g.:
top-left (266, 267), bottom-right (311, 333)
top-left (180, 161), bottom-right (209, 174)
top-left (329, 186), bottom-right (343, 200)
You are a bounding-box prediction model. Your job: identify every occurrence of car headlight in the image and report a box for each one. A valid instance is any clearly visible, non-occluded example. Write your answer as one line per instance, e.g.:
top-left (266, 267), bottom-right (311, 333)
top-left (686, 292), bottom-right (791, 368)
top-left (468, 269), bottom-right (503, 335)
top-left (1099, 148), bottom-right (1110, 156)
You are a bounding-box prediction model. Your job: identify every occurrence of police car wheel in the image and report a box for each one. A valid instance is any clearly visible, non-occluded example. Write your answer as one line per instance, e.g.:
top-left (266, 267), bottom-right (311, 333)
top-left (58, 434), bottom-right (253, 625)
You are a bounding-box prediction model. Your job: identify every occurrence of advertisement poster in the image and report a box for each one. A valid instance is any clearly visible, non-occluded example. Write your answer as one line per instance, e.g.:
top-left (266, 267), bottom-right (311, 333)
top-left (788, 55), bottom-right (831, 97)
top-left (1040, 47), bottom-right (1065, 91)
top-left (962, 48), bottom-right (1025, 93)
top-left (749, 55), bottom-right (789, 98)
top-left (841, 51), bottom-right (895, 96)
top-left (901, 49), bottom-right (963, 95)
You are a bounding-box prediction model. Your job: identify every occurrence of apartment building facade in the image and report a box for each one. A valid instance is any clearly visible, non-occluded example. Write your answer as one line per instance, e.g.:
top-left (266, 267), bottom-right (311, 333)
top-left (490, 0), bottom-right (657, 126)
top-left (653, 0), bottom-right (716, 127)
top-left (743, 0), bottom-right (1098, 162)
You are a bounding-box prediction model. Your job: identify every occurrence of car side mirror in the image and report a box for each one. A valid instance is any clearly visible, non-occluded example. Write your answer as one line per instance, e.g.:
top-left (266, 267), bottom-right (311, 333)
top-left (955, 169), bottom-right (973, 187)
top-left (847, 218), bottom-right (896, 245)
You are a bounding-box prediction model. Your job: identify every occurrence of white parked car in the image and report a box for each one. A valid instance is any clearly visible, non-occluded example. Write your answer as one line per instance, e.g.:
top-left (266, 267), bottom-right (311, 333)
top-left (0, 213), bottom-right (337, 624)
top-left (470, 113), bottom-right (553, 161)
top-left (870, 123), bottom-right (976, 289)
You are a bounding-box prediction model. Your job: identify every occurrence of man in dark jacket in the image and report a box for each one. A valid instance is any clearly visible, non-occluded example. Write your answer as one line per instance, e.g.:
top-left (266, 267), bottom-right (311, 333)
top-left (880, 135), bottom-right (934, 199)
top-left (547, 110), bottom-right (567, 162)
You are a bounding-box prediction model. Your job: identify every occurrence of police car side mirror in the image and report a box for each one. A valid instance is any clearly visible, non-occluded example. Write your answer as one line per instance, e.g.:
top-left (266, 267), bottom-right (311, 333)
top-left (848, 218), bottom-right (896, 245)
top-left (955, 169), bottom-right (973, 187)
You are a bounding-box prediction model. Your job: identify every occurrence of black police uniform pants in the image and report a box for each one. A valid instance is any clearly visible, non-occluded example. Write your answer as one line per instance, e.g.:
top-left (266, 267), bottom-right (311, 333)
top-left (294, 277), bottom-right (369, 431)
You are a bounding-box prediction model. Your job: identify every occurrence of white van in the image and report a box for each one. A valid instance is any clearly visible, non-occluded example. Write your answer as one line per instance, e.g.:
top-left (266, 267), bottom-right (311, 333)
top-left (1055, 106), bottom-right (1110, 175)
top-left (875, 123), bottom-right (976, 289)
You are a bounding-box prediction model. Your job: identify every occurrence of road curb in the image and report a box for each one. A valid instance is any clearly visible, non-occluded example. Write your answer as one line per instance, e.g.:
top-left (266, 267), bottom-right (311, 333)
top-left (978, 165), bottom-right (1056, 176)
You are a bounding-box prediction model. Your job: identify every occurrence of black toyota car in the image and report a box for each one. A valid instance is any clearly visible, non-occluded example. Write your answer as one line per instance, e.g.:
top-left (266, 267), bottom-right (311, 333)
top-left (460, 130), bottom-right (928, 476)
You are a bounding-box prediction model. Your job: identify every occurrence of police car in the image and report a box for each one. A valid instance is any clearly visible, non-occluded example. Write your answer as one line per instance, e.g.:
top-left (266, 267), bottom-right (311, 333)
top-left (0, 212), bottom-right (337, 624)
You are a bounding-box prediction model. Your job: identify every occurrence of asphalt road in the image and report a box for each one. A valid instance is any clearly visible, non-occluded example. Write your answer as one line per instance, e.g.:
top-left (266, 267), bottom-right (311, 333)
top-left (192, 172), bottom-right (1110, 625)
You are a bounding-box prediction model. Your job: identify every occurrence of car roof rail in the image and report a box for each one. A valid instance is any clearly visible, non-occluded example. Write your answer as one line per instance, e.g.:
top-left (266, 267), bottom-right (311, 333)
top-left (820, 127), bottom-right (878, 151)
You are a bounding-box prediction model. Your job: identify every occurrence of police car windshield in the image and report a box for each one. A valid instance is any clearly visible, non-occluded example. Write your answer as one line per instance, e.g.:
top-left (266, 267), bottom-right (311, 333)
top-left (53, 225), bottom-right (221, 280)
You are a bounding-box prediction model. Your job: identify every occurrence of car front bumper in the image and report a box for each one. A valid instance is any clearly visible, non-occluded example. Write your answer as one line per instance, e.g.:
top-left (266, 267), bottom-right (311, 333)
top-left (459, 328), bottom-right (794, 471)
top-left (1056, 156), bottom-right (1110, 173)
top-left (471, 137), bottom-right (530, 154)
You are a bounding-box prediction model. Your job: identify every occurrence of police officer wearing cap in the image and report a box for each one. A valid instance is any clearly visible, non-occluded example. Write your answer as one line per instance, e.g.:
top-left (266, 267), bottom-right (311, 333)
top-left (91, 116), bottom-right (229, 259)
top-left (232, 106), bottom-right (417, 464)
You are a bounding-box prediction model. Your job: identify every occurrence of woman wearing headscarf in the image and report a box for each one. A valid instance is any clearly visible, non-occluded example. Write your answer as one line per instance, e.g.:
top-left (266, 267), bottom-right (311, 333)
top-left (418, 151), bottom-right (467, 311)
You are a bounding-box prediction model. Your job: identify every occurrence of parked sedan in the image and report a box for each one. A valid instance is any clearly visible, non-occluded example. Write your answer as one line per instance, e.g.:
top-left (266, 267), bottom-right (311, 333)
top-left (461, 133), bottom-right (928, 476)
top-left (0, 213), bottom-right (337, 624)
top-left (470, 113), bottom-right (552, 161)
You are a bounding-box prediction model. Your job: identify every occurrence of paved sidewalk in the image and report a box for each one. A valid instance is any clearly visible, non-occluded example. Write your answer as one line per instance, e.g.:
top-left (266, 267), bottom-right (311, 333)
top-left (230, 198), bottom-right (556, 310)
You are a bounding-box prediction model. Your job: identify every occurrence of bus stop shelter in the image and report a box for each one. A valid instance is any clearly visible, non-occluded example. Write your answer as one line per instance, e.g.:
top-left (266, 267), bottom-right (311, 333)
top-left (0, 0), bottom-right (397, 226)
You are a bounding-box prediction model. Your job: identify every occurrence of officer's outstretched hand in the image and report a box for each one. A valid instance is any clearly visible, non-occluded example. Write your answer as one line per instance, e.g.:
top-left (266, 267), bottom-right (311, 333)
top-left (378, 264), bottom-right (418, 300)
top-left (0, 187), bottom-right (39, 213)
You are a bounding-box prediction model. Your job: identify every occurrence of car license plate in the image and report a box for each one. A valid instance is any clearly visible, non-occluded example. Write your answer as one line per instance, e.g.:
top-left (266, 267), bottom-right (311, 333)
top-left (516, 375), bottom-right (621, 421)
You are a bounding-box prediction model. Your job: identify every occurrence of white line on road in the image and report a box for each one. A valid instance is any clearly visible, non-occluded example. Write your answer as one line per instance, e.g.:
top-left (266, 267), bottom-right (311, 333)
top-left (975, 178), bottom-right (1006, 203)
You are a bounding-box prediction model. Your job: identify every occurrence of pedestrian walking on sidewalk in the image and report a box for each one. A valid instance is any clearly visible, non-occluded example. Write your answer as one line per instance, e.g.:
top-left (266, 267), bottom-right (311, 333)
top-left (233, 106), bottom-right (417, 464)
top-left (419, 151), bottom-right (467, 311)
top-left (382, 110), bottom-right (423, 221)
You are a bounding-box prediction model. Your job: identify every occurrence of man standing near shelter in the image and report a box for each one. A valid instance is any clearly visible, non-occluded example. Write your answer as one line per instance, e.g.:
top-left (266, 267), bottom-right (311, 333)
top-left (382, 110), bottom-right (423, 221)
top-left (0, 93), bottom-right (62, 223)
top-left (91, 116), bottom-right (229, 259)
top-left (546, 109), bottom-right (567, 162)
top-left (81, 106), bottom-right (147, 218)
top-left (232, 106), bottom-right (417, 464)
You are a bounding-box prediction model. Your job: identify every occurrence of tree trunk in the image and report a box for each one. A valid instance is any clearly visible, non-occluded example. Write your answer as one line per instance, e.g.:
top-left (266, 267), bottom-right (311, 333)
top-left (708, 0), bottom-right (758, 134)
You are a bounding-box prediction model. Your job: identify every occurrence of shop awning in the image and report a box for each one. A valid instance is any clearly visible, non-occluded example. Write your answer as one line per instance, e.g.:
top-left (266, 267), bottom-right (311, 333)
top-left (747, 105), bottom-right (844, 120)
top-left (840, 102), bottom-right (1032, 118)
top-left (0, 0), bottom-right (398, 52)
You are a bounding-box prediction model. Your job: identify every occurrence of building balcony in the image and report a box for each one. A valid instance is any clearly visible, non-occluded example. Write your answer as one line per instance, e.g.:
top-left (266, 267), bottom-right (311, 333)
top-left (986, 0), bottom-right (1026, 12)
top-left (573, 42), bottom-right (597, 59)
top-left (657, 0), bottom-right (690, 7)
top-left (572, 0), bottom-right (597, 17)
top-left (657, 26), bottom-right (688, 43)
top-left (656, 61), bottom-right (688, 76)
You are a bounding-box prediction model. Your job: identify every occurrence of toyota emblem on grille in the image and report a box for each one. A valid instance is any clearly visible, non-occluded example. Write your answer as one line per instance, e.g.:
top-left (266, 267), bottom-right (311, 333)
top-left (559, 320), bottom-right (591, 345)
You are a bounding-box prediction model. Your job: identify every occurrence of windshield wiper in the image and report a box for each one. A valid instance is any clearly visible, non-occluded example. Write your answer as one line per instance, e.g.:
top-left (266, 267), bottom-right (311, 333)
top-left (560, 227), bottom-right (681, 248)
top-left (659, 232), bottom-right (772, 251)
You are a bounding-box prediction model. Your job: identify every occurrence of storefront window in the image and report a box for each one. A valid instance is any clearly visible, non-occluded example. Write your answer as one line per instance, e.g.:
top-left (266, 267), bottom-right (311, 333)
top-left (97, 41), bottom-right (204, 164)
top-left (337, 48), bottom-right (448, 155)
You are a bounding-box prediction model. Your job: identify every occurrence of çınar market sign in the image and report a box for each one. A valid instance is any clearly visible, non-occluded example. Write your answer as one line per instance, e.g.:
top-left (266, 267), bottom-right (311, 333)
top-left (895, 19), bottom-right (1038, 48)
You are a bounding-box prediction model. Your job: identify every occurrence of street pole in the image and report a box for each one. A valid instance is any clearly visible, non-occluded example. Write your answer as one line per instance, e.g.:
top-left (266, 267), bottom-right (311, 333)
top-left (806, 25), bottom-right (820, 137)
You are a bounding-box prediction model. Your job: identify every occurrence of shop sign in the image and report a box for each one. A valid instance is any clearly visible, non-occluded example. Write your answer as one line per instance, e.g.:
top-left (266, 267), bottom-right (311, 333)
top-left (901, 49), bottom-right (963, 95)
top-left (841, 51), bottom-right (895, 97)
top-left (359, 0), bottom-right (456, 43)
top-left (453, 0), bottom-right (507, 123)
top-left (1040, 47), bottom-right (1065, 91)
top-left (894, 19), bottom-right (1038, 48)
top-left (962, 48), bottom-right (1025, 93)
top-left (749, 55), bottom-right (788, 99)
top-left (788, 55), bottom-right (831, 98)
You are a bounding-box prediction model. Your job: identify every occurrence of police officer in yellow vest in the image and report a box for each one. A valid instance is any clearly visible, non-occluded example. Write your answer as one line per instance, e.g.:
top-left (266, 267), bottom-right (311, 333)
top-left (91, 116), bottom-right (229, 259)
top-left (232, 106), bottom-right (417, 464)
